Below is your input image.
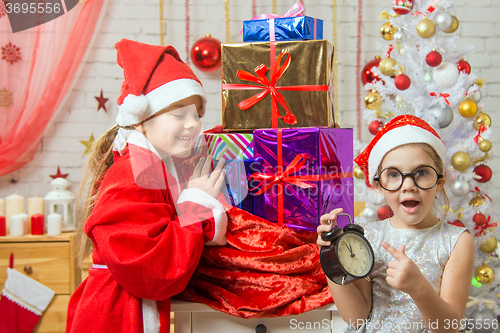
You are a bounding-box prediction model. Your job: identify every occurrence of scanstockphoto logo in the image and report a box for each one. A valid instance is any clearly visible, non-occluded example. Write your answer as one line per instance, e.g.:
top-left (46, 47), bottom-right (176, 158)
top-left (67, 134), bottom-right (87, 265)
top-left (3, 0), bottom-right (80, 33)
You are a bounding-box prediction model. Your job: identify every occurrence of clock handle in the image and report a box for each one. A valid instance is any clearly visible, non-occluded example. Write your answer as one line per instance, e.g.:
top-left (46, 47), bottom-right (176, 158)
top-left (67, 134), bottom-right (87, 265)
top-left (337, 213), bottom-right (353, 225)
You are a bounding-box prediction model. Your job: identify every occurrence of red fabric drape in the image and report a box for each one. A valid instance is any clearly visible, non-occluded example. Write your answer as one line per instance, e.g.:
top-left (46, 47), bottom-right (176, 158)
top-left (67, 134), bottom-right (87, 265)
top-left (174, 207), bottom-right (333, 318)
top-left (0, 0), bottom-right (106, 177)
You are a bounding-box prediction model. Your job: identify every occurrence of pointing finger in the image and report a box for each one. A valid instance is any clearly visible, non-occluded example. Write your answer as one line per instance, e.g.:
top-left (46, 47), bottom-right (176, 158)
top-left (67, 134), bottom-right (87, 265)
top-left (381, 241), bottom-right (407, 261)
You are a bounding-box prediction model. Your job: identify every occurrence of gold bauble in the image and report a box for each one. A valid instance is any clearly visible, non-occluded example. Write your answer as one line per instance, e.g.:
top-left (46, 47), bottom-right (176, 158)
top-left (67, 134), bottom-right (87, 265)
top-left (473, 112), bottom-right (492, 130)
top-left (475, 263), bottom-right (495, 284)
top-left (451, 151), bottom-right (471, 171)
top-left (416, 17), bottom-right (436, 39)
top-left (379, 57), bottom-right (398, 76)
top-left (478, 139), bottom-right (492, 153)
top-left (469, 194), bottom-right (485, 208)
top-left (480, 238), bottom-right (498, 253)
top-left (458, 99), bottom-right (479, 118)
top-left (380, 22), bottom-right (398, 41)
top-left (353, 166), bottom-right (365, 179)
top-left (443, 15), bottom-right (459, 33)
top-left (364, 92), bottom-right (383, 110)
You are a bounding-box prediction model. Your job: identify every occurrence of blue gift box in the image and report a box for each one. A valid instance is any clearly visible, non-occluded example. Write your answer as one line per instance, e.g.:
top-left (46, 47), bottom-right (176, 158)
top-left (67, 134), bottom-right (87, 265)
top-left (243, 16), bottom-right (323, 42)
top-left (214, 159), bottom-right (262, 214)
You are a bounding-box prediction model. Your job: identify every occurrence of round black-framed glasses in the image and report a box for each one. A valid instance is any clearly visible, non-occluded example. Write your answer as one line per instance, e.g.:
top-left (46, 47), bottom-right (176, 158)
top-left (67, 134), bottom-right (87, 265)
top-left (373, 165), bottom-right (444, 192)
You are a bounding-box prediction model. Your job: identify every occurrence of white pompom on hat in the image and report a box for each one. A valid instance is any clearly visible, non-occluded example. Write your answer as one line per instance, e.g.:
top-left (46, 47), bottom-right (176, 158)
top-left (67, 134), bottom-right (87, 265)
top-left (115, 39), bottom-right (207, 127)
top-left (354, 114), bottom-right (446, 187)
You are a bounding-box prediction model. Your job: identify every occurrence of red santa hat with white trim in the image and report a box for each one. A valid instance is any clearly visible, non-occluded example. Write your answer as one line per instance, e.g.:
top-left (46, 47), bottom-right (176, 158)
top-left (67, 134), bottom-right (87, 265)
top-left (354, 114), bottom-right (447, 187)
top-left (115, 39), bottom-right (207, 127)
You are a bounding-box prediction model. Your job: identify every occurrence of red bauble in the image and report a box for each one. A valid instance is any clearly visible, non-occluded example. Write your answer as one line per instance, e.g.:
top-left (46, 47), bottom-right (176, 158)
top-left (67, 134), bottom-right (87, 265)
top-left (457, 60), bottom-right (471, 74)
top-left (449, 220), bottom-right (465, 227)
top-left (395, 74), bottom-right (411, 90)
top-left (368, 120), bottom-right (384, 135)
top-left (473, 213), bottom-right (487, 226)
top-left (392, 0), bottom-right (414, 15)
top-left (361, 57), bottom-right (382, 85)
top-left (426, 51), bottom-right (442, 67)
top-left (474, 164), bottom-right (492, 183)
top-left (377, 205), bottom-right (394, 220)
top-left (190, 35), bottom-right (221, 72)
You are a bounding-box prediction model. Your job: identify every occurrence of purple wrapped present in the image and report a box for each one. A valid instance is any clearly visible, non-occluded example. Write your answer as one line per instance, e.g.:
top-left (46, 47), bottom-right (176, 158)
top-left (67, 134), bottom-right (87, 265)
top-left (250, 128), bottom-right (353, 231)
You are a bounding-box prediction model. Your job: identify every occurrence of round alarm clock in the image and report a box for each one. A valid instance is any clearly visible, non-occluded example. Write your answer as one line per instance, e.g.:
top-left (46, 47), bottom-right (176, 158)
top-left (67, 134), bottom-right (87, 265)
top-left (320, 213), bottom-right (375, 285)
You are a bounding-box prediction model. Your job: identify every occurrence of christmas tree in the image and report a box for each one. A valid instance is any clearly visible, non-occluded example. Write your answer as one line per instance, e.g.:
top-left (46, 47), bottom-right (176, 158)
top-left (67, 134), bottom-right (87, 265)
top-left (356, 0), bottom-right (498, 324)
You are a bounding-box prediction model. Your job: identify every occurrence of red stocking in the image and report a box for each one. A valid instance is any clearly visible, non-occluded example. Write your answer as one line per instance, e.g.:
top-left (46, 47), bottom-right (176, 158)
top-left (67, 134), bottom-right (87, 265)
top-left (0, 268), bottom-right (55, 333)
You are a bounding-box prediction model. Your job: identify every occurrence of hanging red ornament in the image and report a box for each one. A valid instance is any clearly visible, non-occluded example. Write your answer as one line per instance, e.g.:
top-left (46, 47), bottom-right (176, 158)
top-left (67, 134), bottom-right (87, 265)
top-left (473, 212), bottom-right (487, 226)
top-left (369, 120), bottom-right (384, 135)
top-left (377, 205), bottom-right (394, 220)
top-left (361, 56), bottom-right (382, 85)
top-left (457, 59), bottom-right (471, 74)
top-left (474, 164), bottom-right (492, 183)
top-left (395, 73), bottom-right (411, 90)
top-left (426, 50), bottom-right (442, 67)
top-left (190, 34), bottom-right (221, 72)
top-left (449, 220), bottom-right (465, 227)
top-left (392, 0), bottom-right (414, 15)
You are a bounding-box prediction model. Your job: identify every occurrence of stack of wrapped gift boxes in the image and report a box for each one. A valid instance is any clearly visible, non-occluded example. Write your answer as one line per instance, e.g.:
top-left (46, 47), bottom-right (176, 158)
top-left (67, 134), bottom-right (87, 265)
top-left (199, 13), bottom-right (354, 231)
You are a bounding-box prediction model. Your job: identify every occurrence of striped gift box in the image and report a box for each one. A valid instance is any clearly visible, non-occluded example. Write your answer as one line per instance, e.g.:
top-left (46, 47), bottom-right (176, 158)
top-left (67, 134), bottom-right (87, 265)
top-left (194, 133), bottom-right (253, 160)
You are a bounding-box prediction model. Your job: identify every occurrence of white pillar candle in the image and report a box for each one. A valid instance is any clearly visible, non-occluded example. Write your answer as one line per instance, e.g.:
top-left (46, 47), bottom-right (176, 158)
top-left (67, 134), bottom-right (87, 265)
top-left (47, 213), bottom-right (62, 236)
top-left (18, 213), bottom-right (29, 234)
top-left (5, 194), bottom-right (24, 234)
top-left (0, 198), bottom-right (4, 217)
top-left (27, 197), bottom-right (44, 218)
top-left (10, 214), bottom-right (24, 236)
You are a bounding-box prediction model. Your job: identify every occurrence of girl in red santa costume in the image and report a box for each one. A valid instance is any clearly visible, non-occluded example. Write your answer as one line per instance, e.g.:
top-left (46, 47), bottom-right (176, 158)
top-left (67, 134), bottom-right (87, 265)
top-left (317, 115), bottom-right (475, 333)
top-left (66, 39), bottom-right (228, 333)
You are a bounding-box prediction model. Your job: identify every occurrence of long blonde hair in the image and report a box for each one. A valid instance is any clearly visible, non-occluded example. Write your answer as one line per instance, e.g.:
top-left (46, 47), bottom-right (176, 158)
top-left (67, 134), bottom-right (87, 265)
top-left (74, 124), bottom-right (119, 267)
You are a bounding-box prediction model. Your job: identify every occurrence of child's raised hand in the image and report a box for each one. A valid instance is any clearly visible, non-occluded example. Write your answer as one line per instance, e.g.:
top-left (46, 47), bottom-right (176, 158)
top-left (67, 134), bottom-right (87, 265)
top-left (317, 208), bottom-right (343, 248)
top-left (382, 241), bottom-right (424, 295)
top-left (188, 156), bottom-right (226, 199)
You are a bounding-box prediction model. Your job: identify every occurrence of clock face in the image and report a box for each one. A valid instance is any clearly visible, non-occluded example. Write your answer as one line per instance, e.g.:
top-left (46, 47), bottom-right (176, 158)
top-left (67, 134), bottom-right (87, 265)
top-left (337, 232), bottom-right (373, 278)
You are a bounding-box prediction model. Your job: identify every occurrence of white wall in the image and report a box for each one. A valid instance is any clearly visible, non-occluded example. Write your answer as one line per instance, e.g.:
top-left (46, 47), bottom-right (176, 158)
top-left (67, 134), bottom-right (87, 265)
top-left (0, 0), bottom-right (498, 202)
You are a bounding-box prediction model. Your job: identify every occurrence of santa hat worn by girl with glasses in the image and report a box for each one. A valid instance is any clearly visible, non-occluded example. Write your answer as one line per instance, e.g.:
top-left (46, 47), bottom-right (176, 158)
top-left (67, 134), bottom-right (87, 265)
top-left (354, 114), bottom-right (447, 188)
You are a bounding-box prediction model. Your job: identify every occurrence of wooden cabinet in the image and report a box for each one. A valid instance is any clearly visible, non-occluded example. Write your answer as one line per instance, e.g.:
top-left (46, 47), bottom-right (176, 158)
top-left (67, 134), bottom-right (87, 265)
top-left (171, 300), bottom-right (348, 333)
top-left (0, 233), bottom-right (80, 333)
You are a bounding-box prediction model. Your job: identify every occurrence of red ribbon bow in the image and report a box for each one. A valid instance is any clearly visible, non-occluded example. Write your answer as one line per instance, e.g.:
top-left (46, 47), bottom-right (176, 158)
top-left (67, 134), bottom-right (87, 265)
top-left (386, 45), bottom-right (395, 58)
top-left (248, 129), bottom-right (353, 225)
top-left (235, 52), bottom-right (297, 126)
top-left (471, 187), bottom-right (493, 202)
top-left (474, 125), bottom-right (487, 144)
top-left (475, 216), bottom-right (497, 237)
top-left (430, 92), bottom-right (450, 105)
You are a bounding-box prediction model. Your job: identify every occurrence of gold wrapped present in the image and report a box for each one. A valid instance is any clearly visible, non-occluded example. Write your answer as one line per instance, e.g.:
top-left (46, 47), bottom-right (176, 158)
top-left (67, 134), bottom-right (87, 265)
top-left (221, 40), bottom-right (335, 130)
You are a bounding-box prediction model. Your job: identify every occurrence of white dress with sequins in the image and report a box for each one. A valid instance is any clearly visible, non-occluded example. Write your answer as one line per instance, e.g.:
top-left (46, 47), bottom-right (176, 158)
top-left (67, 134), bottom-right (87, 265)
top-left (342, 219), bottom-right (467, 333)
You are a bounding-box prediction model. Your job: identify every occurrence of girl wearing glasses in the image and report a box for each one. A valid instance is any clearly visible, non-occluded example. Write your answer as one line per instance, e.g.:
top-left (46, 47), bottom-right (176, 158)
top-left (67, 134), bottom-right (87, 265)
top-left (317, 115), bottom-right (474, 332)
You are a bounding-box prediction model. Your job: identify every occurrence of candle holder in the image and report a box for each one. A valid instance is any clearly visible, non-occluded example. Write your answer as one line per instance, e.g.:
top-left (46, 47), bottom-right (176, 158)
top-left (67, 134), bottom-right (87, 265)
top-left (44, 178), bottom-right (76, 232)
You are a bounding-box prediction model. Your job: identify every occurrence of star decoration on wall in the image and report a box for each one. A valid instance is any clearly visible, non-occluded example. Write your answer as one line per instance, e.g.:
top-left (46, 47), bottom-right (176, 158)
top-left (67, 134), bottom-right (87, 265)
top-left (2, 42), bottom-right (21, 65)
top-left (0, 87), bottom-right (13, 109)
top-left (94, 89), bottom-right (109, 112)
top-left (80, 133), bottom-right (94, 156)
top-left (50, 166), bottom-right (69, 179)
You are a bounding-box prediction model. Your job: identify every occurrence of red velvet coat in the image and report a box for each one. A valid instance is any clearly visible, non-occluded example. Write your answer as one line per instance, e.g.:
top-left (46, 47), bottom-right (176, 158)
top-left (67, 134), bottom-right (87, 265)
top-left (66, 135), bottom-right (227, 333)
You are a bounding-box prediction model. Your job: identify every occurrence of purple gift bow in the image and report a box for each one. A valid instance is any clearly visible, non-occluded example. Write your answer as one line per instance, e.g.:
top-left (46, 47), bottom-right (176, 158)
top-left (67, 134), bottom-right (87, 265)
top-left (239, 2), bottom-right (305, 34)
